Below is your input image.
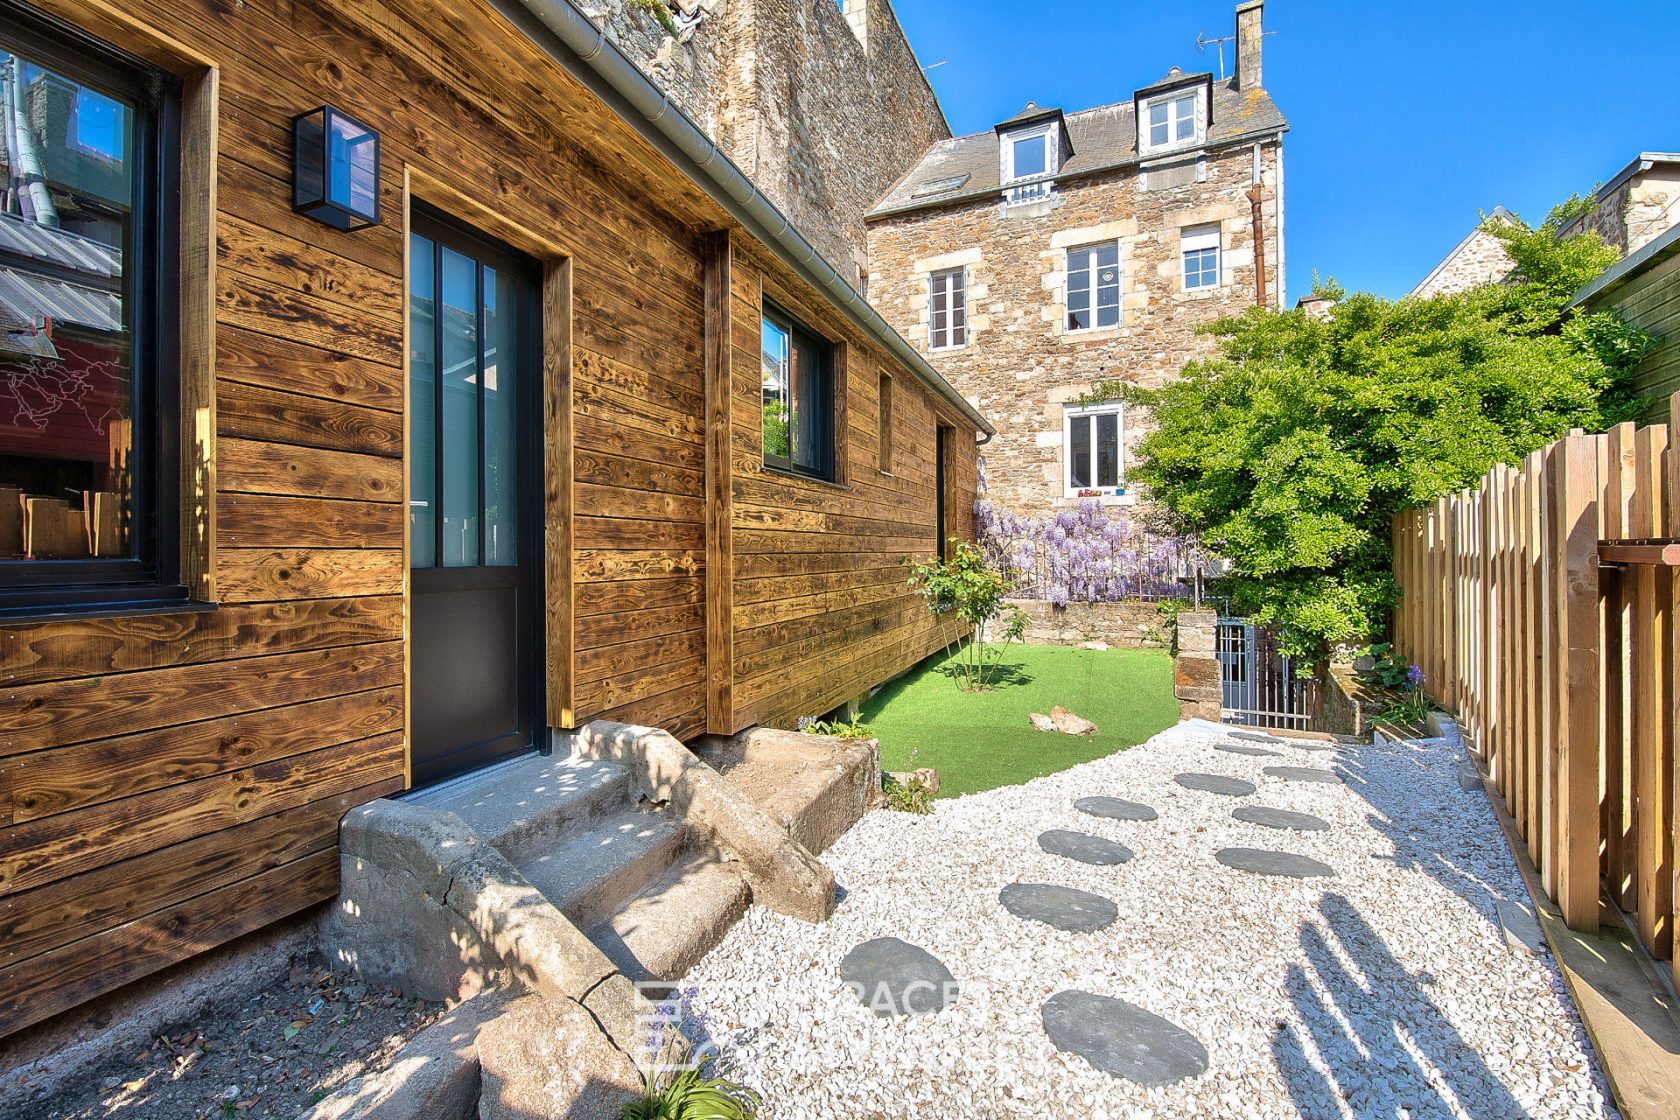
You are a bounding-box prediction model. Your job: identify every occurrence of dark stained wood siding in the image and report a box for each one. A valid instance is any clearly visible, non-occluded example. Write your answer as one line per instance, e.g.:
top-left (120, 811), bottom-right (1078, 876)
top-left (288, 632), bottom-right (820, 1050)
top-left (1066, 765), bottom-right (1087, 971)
top-left (726, 240), bottom-right (976, 731)
top-left (0, 0), bottom-right (983, 1038)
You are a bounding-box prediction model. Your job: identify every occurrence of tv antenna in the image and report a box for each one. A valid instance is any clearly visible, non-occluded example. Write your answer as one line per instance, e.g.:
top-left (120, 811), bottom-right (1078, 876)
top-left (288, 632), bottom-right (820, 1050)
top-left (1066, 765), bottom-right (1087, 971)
top-left (1197, 26), bottom-right (1276, 81)
top-left (922, 60), bottom-right (947, 73)
top-left (1195, 29), bottom-right (1233, 80)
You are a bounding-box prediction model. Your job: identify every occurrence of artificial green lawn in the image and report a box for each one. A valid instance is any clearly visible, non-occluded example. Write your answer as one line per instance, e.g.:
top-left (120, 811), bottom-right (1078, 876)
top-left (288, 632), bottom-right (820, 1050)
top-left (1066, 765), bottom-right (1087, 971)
top-left (859, 643), bottom-right (1179, 798)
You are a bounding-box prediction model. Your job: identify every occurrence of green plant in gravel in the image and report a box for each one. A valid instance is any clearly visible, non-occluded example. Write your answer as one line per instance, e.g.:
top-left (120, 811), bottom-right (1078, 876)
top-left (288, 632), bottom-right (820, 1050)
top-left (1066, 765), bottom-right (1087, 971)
top-left (907, 541), bottom-right (1028, 691)
top-left (881, 772), bottom-right (934, 814)
top-left (626, 990), bottom-right (759, 1120)
top-left (1382, 687), bottom-right (1433, 730)
top-left (1084, 196), bottom-right (1649, 661)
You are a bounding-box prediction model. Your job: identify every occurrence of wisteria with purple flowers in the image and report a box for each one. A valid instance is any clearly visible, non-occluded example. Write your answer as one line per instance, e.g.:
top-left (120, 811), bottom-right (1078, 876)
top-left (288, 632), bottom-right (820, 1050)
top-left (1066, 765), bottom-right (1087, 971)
top-left (974, 498), bottom-right (1203, 605)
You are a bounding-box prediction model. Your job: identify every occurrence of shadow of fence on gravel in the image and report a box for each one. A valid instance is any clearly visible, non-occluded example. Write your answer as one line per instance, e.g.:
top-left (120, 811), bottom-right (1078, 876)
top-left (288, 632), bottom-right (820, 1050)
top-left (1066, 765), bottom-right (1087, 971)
top-left (1329, 739), bottom-right (1511, 943)
top-left (1272, 892), bottom-right (1534, 1120)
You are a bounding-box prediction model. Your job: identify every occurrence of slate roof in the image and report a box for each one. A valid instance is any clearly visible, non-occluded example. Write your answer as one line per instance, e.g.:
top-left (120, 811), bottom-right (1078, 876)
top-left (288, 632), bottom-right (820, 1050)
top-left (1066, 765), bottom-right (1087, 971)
top-left (869, 80), bottom-right (1288, 219)
top-left (0, 211), bottom-right (123, 358)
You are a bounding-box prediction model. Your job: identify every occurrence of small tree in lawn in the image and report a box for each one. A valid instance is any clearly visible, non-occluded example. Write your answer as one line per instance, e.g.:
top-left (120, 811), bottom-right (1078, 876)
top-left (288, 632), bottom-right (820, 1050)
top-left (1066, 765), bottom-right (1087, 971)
top-left (907, 541), bottom-right (1027, 691)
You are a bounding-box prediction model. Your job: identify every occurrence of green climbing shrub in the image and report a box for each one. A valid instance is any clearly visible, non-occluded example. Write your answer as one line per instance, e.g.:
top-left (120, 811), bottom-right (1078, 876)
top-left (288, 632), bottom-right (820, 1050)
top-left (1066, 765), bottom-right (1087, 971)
top-left (906, 541), bottom-right (1027, 691)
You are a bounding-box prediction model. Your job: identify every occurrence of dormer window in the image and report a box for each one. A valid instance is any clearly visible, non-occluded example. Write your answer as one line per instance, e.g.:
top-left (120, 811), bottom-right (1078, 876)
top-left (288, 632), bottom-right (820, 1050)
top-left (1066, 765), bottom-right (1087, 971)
top-left (1149, 94), bottom-right (1197, 149)
top-left (1002, 126), bottom-right (1055, 203)
top-left (1135, 71), bottom-right (1211, 156)
top-left (995, 102), bottom-right (1071, 206)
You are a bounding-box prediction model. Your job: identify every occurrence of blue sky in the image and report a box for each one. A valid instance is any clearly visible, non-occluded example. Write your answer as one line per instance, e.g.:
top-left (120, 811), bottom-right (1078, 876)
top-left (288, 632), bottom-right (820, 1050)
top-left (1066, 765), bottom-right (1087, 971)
top-left (891, 0), bottom-right (1680, 301)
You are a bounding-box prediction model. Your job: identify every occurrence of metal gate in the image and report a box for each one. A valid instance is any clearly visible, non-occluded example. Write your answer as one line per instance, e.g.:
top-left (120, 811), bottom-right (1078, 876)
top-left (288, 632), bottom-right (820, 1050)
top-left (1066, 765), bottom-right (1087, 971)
top-left (1215, 618), bottom-right (1319, 729)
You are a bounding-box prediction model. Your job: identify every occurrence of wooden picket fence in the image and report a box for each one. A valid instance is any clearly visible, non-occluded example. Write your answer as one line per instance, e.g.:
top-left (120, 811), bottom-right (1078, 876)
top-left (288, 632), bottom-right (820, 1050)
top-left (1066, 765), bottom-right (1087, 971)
top-left (1392, 394), bottom-right (1678, 983)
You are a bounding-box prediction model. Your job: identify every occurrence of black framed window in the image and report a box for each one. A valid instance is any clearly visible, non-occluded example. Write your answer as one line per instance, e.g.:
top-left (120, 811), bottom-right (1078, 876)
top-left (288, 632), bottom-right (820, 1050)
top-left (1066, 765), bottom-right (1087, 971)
top-left (760, 302), bottom-right (834, 480)
top-left (0, 4), bottom-right (181, 616)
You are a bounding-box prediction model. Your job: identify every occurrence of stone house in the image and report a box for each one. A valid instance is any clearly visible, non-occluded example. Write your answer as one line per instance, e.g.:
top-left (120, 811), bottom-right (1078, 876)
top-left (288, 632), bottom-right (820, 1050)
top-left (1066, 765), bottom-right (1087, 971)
top-left (584, 0), bottom-right (950, 289)
top-left (1414, 153), bottom-right (1680, 298)
top-left (862, 1), bottom-right (1287, 520)
top-left (1410, 206), bottom-right (1519, 298)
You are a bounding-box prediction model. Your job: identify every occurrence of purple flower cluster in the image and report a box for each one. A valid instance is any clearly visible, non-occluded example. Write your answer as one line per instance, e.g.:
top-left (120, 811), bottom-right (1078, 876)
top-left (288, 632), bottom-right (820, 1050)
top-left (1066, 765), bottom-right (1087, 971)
top-left (974, 498), bottom-right (1203, 604)
top-left (1406, 664), bottom-right (1425, 688)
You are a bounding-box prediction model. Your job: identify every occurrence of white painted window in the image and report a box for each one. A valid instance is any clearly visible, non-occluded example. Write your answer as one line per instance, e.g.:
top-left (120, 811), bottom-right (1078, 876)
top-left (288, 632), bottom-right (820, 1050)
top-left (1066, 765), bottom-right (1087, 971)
top-left (1065, 242), bottom-right (1121, 332)
top-left (1064, 402), bottom-right (1124, 496)
top-left (928, 267), bottom-right (967, 350)
top-left (1142, 90), bottom-right (1203, 153)
top-left (1001, 125), bottom-right (1056, 204)
top-left (1182, 224), bottom-right (1222, 290)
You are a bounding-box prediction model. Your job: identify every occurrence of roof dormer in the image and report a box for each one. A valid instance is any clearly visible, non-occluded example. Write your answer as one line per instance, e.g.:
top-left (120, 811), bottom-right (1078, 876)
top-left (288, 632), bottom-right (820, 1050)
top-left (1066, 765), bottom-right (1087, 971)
top-left (1134, 68), bottom-right (1213, 156)
top-left (995, 102), bottom-right (1073, 205)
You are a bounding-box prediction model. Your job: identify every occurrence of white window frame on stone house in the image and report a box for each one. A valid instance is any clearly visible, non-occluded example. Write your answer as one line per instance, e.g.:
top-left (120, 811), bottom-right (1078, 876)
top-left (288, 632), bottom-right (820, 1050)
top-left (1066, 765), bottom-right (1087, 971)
top-left (1064, 241), bottom-right (1122, 334)
top-left (1001, 123), bottom-right (1057, 204)
top-left (1063, 402), bottom-right (1125, 498)
top-left (928, 266), bottom-right (968, 351)
top-left (1140, 90), bottom-right (1204, 155)
top-left (1181, 224), bottom-right (1222, 290)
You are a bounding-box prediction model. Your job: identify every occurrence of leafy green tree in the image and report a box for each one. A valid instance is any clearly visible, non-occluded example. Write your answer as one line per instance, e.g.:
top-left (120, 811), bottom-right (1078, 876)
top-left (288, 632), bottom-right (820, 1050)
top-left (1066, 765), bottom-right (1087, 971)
top-left (1089, 197), bottom-right (1650, 660)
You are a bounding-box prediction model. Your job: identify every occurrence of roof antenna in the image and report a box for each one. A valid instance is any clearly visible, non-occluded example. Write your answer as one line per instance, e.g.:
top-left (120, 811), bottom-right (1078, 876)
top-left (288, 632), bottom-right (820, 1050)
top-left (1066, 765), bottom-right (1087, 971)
top-left (1195, 28), bottom-right (1234, 81)
top-left (921, 60), bottom-right (947, 73)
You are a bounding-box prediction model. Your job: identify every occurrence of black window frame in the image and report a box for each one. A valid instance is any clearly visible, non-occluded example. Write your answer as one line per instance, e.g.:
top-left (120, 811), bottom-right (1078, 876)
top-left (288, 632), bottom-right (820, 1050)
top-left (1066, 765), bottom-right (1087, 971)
top-left (759, 301), bottom-right (835, 482)
top-left (0, 3), bottom-right (183, 619)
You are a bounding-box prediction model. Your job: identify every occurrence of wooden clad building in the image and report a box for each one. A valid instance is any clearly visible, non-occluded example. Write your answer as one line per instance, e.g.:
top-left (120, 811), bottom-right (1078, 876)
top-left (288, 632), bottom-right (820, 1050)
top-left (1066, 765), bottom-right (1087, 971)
top-left (0, 0), bottom-right (988, 1037)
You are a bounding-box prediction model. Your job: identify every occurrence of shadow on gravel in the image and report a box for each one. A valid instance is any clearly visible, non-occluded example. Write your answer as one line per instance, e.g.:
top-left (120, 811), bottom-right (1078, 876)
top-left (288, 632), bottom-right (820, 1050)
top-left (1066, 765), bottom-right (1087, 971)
top-left (1330, 739), bottom-right (1510, 941)
top-left (1273, 893), bottom-right (1534, 1120)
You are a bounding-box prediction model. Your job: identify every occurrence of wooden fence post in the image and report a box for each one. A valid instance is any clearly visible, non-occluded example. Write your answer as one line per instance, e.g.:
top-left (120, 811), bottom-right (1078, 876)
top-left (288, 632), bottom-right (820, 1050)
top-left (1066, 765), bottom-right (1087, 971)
top-left (1556, 432), bottom-right (1602, 931)
top-left (1634, 423), bottom-right (1673, 959)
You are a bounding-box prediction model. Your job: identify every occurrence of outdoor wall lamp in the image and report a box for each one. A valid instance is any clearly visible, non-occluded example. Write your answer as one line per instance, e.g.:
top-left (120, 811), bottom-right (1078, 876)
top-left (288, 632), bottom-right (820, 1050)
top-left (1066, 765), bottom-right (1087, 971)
top-left (292, 106), bottom-right (381, 230)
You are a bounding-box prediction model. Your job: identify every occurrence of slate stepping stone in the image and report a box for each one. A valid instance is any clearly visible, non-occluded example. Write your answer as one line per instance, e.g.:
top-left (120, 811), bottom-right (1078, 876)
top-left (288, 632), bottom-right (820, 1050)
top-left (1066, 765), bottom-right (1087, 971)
top-left (840, 937), bottom-right (958, 1016)
top-left (1233, 805), bottom-right (1330, 832)
top-left (1263, 765), bottom-right (1340, 785)
top-left (1215, 743), bottom-right (1281, 758)
top-left (1000, 883), bottom-right (1119, 932)
top-left (1075, 795), bottom-right (1158, 822)
top-left (1230, 731), bottom-right (1284, 744)
top-left (1216, 847), bottom-right (1335, 878)
top-left (1039, 829), bottom-right (1133, 866)
top-left (1174, 772), bottom-right (1256, 797)
top-left (1041, 990), bottom-right (1209, 1086)
top-left (1291, 741), bottom-right (1336, 752)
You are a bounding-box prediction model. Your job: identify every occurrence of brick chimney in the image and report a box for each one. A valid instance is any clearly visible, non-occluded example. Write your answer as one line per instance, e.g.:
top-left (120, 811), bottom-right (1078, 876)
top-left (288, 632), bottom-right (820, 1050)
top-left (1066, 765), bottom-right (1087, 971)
top-left (1235, 0), bottom-right (1264, 90)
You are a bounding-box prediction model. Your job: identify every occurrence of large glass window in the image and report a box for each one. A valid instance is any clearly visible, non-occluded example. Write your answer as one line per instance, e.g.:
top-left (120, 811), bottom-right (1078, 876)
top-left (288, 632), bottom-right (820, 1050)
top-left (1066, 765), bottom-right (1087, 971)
top-left (1066, 242), bottom-right (1121, 332)
top-left (928, 267), bottom-right (966, 350)
top-left (1065, 403), bottom-right (1123, 495)
top-left (0, 11), bottom-right (178, 613)
top-left (760, 304), bottom-right (833, 480)
top-left (409, 215), bottom-right (528, 571)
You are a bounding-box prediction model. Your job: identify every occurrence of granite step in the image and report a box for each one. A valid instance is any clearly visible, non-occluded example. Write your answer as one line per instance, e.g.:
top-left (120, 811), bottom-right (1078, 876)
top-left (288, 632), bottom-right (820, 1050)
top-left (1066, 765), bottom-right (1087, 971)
top-left (591, 853), bottom-right (752, 984)
top-left (513, 807), bottom-right (690, 931)
top-left (409, 752), bottom-right (633, 867)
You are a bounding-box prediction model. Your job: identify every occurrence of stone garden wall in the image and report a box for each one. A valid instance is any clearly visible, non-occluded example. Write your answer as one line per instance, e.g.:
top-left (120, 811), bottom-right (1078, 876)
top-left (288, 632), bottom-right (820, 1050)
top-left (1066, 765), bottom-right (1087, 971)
top-left (1010, 598), bottom-right (1168, 648)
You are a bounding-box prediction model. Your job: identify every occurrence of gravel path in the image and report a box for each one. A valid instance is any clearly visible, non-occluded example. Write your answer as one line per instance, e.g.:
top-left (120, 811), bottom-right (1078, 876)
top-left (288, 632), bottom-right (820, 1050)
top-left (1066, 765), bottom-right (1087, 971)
top-left (683, 720), bottom-right (1617, 1120)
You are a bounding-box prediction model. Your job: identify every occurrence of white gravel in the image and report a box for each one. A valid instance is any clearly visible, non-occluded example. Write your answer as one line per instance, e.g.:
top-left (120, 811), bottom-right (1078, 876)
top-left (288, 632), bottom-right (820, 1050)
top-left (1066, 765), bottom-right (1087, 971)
top-left (681, 720), bottom-right (1618, 1120)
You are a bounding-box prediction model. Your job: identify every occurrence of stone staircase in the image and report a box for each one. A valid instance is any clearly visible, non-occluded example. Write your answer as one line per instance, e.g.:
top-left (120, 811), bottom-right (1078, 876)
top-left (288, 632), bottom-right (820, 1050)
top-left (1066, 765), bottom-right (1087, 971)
top-left (410, 753), bottom-right (752, 984)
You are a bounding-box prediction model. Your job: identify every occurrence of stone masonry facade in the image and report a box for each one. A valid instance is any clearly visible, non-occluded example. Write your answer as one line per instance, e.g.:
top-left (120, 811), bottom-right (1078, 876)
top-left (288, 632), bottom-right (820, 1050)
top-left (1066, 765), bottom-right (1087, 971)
top-left (866, 132), bottom-right (1283, 518)
top-left (585, 0), bottom-right (949, 284)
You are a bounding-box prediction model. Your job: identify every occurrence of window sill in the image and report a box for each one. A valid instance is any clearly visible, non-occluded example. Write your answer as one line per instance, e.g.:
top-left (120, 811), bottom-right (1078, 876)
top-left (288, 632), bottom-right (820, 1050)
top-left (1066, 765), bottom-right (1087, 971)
top-left (0, 590), bottom-right (215, 626)
top-left (929, 343), bottom-right (969, 355)
top-left (1063, 325), bottom-right (1124, 340)
top-left (761, 464), bottom-right (851, 493)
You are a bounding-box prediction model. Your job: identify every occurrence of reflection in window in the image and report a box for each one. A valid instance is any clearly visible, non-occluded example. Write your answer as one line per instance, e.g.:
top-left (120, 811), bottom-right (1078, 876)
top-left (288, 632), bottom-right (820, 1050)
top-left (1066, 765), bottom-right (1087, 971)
top-left (0, 43), bottom-right (137, 562)
top-left (760, 306), bottom-right (832, 479)
top-left (1065, 403), bottom-right (1123, 495)
top-left (1066, 242), bottom-right (1120, 331)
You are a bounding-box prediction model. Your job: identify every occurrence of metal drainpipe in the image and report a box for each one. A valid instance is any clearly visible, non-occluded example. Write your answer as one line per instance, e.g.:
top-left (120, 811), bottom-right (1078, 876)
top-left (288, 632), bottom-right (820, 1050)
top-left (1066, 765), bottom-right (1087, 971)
top-left (6, 54), bottom-right (58, 227)
top-left (1246, 140), bottom-right (1266, 308)
top-left (2, 56), bottom-right (27, 219)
